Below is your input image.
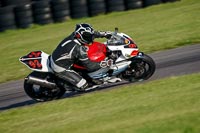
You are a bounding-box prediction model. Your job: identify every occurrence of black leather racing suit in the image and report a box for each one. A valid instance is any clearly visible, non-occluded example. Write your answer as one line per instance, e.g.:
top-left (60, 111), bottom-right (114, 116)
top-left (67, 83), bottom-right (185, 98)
top-left (50, 32), bottom-right (109, 90)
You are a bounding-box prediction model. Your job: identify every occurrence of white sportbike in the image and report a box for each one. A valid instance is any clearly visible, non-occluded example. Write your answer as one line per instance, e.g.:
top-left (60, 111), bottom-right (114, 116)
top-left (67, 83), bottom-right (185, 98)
top-left (19, 28), bottom-right (156, 102)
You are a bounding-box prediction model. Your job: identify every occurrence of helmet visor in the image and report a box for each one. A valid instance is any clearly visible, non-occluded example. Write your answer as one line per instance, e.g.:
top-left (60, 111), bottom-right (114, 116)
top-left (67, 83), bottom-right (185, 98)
top-left (81, 31), bottom-right (94, 44)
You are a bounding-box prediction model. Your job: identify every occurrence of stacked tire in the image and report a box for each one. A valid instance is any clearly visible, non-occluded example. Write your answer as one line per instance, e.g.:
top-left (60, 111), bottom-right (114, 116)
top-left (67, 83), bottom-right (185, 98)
top-left (88, 0), bottom-right (106, 17)
top-left (106, 0), bottom-right (125, 13)
top-left (32, 1), bottom-right (53, 25)
top-left (162, 0), bottom-right (179, 2)
top-left (143, 0), bottom-right (162, 7)
top-left (14, 4), bottom-right (33, 28)
top-left (1, 0), bottom-right (31, 6)
top-left (51, 0), bottom-right (70, 23)
top-left (0, 6), bottom-right (16, 32)
top-left (70, 0), bottom-right (88, 19)
top-left (124, 0), bottom-right (143, 10)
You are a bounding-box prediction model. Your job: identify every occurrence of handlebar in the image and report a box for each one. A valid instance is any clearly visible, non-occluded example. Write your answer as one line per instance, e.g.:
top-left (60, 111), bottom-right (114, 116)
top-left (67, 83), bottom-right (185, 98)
top-left (107, 28), bottom-right (125, 45)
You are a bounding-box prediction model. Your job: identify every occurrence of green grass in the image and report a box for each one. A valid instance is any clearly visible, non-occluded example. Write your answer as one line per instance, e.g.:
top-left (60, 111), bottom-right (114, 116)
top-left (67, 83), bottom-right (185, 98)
top-left (0, 73), bottom-right (200, 133)
top-left (0, 0), bottom-right (200, 83)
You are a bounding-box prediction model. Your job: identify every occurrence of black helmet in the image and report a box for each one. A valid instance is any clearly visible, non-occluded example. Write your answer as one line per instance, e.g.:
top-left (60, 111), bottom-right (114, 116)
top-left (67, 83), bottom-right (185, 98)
top-left (74, 23), bottom-right (94, 44)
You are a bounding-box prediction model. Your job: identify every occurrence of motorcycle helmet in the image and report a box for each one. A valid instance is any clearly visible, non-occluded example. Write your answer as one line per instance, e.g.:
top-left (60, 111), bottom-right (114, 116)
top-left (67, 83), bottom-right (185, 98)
top-left (74, 23), bottom-right (95, 44)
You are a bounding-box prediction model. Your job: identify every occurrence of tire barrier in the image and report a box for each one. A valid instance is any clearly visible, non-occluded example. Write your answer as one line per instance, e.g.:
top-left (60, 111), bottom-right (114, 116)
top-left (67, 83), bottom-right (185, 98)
top-left (0, 0), bottom-right (178, 32)
top-left (0, 6), bottom-right (16, 32)
top-left (106, 0), bottom-right (125, 13)
top-left (1, 0), bottom-right (31, 6)
top-left (69, 0), bottom-right (88, 19)
top-left (143, 0), bottom-right (162, 7)
top-left (162, 0), bottom-right (179, 2)
top-left (32, 1), bottom-right (53, 25)
top-left (124, 0), bottom-right (143, 10)
top-left (50, 0), bottom-right (70, 22)
top-left (88, 0), bottom-right (106, 17)
top-left (14, 4), bottom-right (33, 28)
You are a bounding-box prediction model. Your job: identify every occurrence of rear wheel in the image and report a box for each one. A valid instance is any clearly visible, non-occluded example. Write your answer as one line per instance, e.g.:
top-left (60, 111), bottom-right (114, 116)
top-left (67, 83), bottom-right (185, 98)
top-left (122, 54), bottom-right (156, 81)
top-left (24, 71), bottom-right (66, 102)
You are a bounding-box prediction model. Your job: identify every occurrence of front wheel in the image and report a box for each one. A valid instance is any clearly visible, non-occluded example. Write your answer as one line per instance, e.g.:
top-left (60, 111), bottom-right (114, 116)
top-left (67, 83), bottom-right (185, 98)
top-left (24, 71), bottom-right (66, 102)
top-left (122, 54), bottom-right (156, 81)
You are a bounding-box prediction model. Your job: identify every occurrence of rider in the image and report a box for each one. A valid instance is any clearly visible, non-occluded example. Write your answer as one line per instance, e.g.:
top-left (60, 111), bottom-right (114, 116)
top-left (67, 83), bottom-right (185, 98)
top-left (50, 23), bottom-right (111, 91)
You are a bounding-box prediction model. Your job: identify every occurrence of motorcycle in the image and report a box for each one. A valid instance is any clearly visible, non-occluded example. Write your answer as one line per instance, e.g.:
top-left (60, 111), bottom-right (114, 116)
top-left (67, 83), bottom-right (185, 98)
top-left (19, 28), bottom-right (156, 102)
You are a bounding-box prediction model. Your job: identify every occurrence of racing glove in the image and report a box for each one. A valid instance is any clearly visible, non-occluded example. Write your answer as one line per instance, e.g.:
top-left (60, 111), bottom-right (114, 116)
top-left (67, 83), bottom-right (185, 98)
top-left (94, 31), bottom-right (112, 39)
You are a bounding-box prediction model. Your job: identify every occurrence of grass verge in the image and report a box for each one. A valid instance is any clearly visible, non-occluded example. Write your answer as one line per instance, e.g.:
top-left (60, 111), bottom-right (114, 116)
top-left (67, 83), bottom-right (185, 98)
top-left (0, 73), bottom-right (200, 133)
top-left (0, 0), bottom-right (199, 83)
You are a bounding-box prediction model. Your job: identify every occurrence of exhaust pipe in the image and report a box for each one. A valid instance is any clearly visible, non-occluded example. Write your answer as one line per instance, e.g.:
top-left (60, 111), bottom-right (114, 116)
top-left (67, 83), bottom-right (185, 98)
top-left (25, 76), bottom-right (56, 89)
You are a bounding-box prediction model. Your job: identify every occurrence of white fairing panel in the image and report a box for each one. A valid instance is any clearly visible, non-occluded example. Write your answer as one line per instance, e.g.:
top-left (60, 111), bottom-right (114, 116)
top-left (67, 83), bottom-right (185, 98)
top-left (111, 61), bottom-right (132, 75)
top-left (107, 45), bottom-right (138, 59)
top-left (40, 52), bottom-right (52, 72)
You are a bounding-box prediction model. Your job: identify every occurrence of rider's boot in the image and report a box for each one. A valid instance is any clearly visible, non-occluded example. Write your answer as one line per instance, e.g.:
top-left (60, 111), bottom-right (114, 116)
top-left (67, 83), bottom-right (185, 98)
top-left (55, 70), bottom-right (88, 92)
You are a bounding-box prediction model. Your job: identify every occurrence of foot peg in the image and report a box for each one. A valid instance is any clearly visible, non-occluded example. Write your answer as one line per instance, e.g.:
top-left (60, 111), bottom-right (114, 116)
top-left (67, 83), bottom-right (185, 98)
top-left (107, 77), bottom-right (122, 83)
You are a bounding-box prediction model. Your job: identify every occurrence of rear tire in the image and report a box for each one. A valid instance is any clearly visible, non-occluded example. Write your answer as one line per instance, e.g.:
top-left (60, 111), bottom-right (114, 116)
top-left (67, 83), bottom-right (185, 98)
top-left (24, 71), bottom-right (65, 102)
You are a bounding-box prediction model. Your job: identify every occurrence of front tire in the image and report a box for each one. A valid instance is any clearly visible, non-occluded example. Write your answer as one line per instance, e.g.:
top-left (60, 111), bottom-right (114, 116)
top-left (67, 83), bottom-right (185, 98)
top-left (24, 71), bottom-right (66, 102)
top-left (122, 54), bottom-right (156, 81)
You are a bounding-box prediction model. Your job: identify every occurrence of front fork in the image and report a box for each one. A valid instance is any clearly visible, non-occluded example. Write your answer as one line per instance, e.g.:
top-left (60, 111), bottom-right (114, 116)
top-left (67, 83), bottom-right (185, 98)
top-left (110, 52), bottom-right (144, 76)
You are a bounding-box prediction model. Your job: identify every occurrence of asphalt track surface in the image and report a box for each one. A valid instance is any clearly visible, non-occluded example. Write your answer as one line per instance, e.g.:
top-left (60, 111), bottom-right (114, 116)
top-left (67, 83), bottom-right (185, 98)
top-left (0, 44), bottom-right (200, 111)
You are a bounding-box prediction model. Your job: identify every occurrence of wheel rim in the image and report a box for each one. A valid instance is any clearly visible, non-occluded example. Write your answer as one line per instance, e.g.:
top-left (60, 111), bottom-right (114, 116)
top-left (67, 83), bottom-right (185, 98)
top-left (24, 80), bottom-right (65, 102)
top-left (122, 59), bottom-right (154, 81)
